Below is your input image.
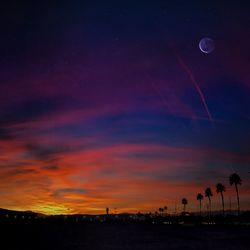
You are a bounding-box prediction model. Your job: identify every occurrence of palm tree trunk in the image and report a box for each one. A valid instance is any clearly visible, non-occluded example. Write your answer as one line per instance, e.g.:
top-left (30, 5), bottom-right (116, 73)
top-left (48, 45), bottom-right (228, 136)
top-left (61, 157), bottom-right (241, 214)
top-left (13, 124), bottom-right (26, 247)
top-left (199, 200), bottom-right (202, 216)
top-left (221, 192), bottom-right (225, 216)
top-left (209, 197), bottom-right (211, 216)
top-left (235, 183), bottom-right (240, 215)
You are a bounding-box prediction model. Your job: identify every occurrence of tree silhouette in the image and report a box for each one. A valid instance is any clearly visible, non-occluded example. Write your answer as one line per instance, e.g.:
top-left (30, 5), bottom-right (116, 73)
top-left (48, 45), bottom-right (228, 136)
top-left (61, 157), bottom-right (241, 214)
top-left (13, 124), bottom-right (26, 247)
top-left (159, 207), bottom-right (164, 215)
top-left (196, 193), bottom-right (204, 215)
top-left (229, 173), bottom-right (242, 215)
top-left (164, 206), bottom-right (168, 214)
top-left (216, 183), bottom-right (225, 215)
top-left (205, 187), bottom-right (213, 216)
top-left (182, 198), bottom-right (188, 212)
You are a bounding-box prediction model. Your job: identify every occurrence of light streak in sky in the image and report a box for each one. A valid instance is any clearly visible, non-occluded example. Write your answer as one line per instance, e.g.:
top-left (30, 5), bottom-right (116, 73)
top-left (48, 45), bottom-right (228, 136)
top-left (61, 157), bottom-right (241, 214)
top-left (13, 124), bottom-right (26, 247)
top-left (177, 55), bottom-right (213, 122)
top-left (150, 81), bottom-right (170, 112)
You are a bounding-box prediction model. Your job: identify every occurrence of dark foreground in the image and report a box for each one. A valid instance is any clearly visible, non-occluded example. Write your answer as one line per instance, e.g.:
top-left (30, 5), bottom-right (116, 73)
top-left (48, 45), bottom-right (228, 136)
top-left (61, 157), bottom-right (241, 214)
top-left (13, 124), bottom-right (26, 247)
top-left (1, 222), bottom-right (250, 250)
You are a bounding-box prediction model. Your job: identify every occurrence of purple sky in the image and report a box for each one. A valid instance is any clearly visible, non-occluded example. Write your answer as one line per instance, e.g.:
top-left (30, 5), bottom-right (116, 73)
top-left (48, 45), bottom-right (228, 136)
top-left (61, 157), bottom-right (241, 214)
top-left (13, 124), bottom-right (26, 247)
top-left (0, 1), bottom-right (249, 214)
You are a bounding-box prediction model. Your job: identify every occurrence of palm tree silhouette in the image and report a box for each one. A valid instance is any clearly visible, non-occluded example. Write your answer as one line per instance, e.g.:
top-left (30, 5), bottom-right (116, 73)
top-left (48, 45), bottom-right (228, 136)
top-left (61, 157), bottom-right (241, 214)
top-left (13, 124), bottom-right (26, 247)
top-left (164, 206), bottom-right (168, 214)
top-left (205, 187), bottom-right (213, 216)
top-left (196, 193), bottom-right (204, 216)
top-left (216, 183), bottom-right (225, 216)
top-left (182, 198), bottom-right (188, 212)
top-left (159, 207), bottom-right (164, 215)
top-left (229, 173), bottom-right (242, 215)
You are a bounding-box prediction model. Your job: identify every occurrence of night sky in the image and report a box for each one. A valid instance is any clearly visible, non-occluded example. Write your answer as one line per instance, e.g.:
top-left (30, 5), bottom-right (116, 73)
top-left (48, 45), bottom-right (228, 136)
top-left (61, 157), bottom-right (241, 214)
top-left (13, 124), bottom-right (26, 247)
top-left (0, 1), bottom-right (250, 214)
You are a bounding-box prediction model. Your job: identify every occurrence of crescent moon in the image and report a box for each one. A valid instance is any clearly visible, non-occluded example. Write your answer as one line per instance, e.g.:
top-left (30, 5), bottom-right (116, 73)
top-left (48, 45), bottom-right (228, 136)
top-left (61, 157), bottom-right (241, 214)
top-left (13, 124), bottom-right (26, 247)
top-left (199, 38), bottom-right (215, 54)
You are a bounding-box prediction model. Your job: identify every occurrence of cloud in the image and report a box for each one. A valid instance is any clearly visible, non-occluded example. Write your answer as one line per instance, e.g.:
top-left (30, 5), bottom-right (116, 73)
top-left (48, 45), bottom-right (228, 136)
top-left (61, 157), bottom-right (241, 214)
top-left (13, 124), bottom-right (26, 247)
top-left (53, 188), bottom-right (87, 199)
top-left (41, 165), bottom-right (60, 171)
top-left (4, 168), bottom-right (38, 177)
top-left (0, 97), bottom-right (73, 126)
top-left (25, 143), bottom-right (69, 162)
top-left (0, 127), bottom-right (13, 140)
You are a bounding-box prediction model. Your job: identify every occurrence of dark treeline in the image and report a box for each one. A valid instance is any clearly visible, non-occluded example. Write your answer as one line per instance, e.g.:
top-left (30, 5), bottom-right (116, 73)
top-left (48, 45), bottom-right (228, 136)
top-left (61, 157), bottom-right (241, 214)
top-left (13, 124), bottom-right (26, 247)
top-left (1, 208), bottom-right (250, 226)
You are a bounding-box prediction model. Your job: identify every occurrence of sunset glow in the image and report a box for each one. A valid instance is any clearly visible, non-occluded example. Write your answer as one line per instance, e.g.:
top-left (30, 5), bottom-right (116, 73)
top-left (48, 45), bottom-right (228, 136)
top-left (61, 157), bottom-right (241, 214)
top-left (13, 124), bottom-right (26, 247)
top-left (0, 1), bottom-right (250, 215)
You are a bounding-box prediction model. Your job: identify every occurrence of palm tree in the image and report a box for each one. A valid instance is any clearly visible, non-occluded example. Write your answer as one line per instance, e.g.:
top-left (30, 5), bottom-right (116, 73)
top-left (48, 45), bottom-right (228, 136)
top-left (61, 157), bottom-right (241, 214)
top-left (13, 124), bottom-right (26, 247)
top-left (216, 183), bottom-right (226, 215)
top-left (164, 206), bottom-right (168, 214)
top-left (229, 173), bottom-right (242, 215)
top-left (159, 207), bottom-right (164, 215)
top-left (182, 198), bottom-right (188, 212)
top-left (205, 187), bottom-right (213, 216)
top-left (196, 193), bottom-right (204, 215)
